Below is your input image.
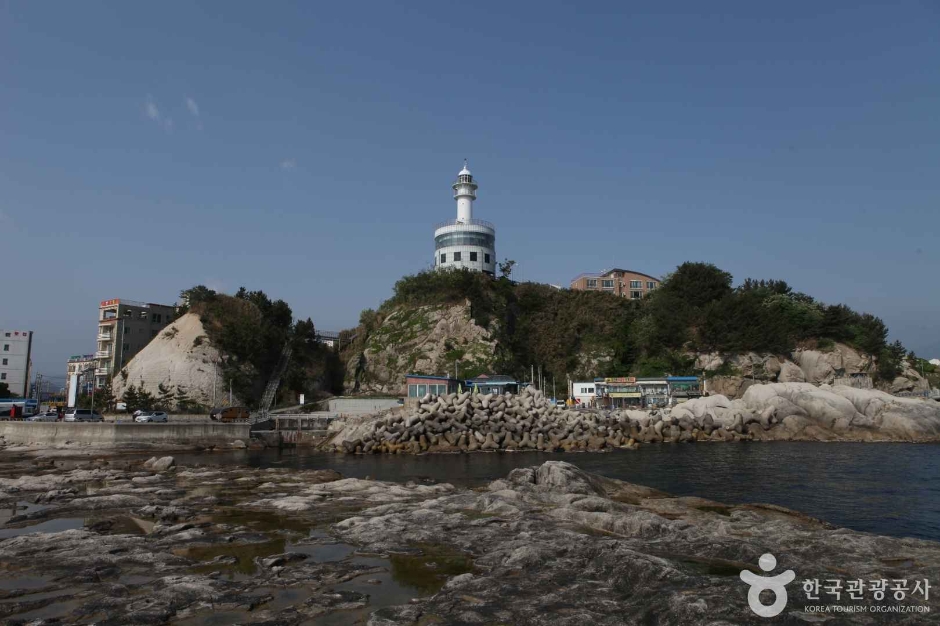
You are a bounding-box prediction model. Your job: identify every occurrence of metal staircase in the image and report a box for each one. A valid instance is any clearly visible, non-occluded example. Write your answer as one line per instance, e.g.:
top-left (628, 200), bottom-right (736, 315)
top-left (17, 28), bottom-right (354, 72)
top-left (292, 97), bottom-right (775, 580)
top-left (250, 342), bottom-right (292, 425)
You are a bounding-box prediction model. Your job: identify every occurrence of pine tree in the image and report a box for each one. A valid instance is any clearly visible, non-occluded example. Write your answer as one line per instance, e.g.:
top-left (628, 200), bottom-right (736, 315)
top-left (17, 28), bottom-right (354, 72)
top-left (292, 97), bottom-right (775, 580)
top-left (157, 383), bottom-right (174, 411)
top-left (122, 385), bottom-right (140, 413)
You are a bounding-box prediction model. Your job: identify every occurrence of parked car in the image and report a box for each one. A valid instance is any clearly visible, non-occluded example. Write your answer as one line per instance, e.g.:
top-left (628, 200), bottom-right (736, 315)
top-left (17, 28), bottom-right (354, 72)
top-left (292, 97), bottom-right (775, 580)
top-left (29, 411), bottom-right (60, 422)
top-left (209, 406), bottom-right (251, 422)
top-left (63, 408), bottom-right (104, 422)
top-left (134, 411), bottom-right (169, 423)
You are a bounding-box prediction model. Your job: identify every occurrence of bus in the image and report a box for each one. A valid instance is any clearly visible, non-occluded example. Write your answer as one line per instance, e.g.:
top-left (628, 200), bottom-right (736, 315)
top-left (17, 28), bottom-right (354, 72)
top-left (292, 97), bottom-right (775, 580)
top-left (0, 399), bottom-right (39, 419)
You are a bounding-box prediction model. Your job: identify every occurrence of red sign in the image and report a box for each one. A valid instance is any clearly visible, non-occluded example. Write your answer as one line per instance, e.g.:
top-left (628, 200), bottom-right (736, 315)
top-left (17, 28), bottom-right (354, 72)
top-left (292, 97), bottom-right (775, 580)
top-left (100, 299), bottom-right (120, 307)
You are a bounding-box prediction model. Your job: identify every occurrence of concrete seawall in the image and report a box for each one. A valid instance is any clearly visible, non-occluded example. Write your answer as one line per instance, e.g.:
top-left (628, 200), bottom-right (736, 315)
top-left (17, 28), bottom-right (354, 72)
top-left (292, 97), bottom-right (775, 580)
top-left (0, 422), bottom-right (251, 449)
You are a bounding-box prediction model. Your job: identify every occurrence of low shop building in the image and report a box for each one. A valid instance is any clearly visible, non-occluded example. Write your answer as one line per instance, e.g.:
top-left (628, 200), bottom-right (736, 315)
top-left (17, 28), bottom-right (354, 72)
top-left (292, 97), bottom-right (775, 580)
top-left (405, 374), bottom-right (461, 409)
top-left (465, 374), bottom-right (527, 395)
top-left (571, 381), bottom-right (598, 407)
top-left (637, 378), bottom-right (670, 408)
top-left (595, 377), bottom-right (643, 409)
top-left (667, 376), bottom-right (703, 405)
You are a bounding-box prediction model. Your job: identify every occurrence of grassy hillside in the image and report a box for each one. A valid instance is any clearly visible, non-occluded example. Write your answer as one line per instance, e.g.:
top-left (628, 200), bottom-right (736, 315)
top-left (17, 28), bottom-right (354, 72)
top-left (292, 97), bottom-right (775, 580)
top-left (343, 262), bottom-right (910, 386)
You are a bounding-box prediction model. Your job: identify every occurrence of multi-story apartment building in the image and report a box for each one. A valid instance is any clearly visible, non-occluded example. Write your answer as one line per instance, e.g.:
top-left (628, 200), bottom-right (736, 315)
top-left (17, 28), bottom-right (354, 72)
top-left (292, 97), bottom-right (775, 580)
top-left (570, 268), bottom-right (660, 299)
top-left (65, 354), bottom-right (96, 399)
top-left (0, 330), bottom-right (33, 397)
top-left (95, 299), bottom-right (176, 388)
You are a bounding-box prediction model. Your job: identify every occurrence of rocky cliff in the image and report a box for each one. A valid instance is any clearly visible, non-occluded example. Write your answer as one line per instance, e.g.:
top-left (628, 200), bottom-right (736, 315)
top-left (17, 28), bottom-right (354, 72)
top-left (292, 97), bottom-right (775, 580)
top-left (346, 302), bottom-right (498, 395)
top-left (695, 342), bottom-right (929, 399)
top-left (112, 313), bottom-right (229, 410)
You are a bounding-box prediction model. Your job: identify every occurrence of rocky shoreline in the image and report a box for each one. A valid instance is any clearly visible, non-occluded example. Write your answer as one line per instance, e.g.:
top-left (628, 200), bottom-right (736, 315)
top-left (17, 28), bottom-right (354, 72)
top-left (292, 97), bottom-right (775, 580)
top-left (0, 453), bottom-right (936, 624)
top-left (330, 383), bottom-right (940, 454)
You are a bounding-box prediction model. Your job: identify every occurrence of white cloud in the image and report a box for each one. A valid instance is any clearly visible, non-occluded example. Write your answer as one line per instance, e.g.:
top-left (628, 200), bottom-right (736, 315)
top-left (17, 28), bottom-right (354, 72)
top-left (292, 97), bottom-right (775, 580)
top-left (145, 96), bottom-right (161, 121)
top-left (185, 96), bottom-right (199, 117)
top-left (164, 118), bottom-right (174, 131)
top-left (280, 159), bottom-right (296, 170)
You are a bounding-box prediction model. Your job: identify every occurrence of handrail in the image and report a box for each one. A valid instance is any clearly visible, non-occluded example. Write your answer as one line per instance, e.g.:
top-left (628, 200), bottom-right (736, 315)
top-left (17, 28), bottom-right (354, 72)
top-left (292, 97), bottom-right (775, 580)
top-left (433, 218), bottom-right (495, 231)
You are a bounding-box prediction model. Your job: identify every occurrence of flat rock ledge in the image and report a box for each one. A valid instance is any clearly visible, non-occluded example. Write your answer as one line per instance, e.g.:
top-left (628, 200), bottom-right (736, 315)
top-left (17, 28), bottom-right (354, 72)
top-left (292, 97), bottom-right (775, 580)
top-left (0, 458), bottom-right (936, 624)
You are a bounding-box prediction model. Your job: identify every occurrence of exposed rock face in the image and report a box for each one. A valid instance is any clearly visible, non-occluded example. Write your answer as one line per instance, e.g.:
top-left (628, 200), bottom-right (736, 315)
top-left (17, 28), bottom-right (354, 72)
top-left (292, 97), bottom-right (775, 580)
top-left (738, 383), bottom-right (940, 441)
top-left (112, 313), bottom-right (228, 409)
top-left (696, 343), bottom-right (928, 399)
top-left (346, 302), bottom-right (498, 395)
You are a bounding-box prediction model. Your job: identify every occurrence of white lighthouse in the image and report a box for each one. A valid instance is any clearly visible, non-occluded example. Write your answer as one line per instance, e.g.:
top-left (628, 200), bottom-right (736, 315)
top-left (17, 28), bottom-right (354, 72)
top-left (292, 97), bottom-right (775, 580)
top-left (434, 161), bottom-right (496, 275)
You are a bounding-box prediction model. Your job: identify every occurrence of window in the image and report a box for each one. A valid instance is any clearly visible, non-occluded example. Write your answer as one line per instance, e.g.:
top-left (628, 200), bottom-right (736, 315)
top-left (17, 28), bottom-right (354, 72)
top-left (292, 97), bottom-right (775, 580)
top-left (484, 253), bottom-right (490, 264)
top-left (630, 280), bottom-right (642, 288)
top-left (601, 279), bottom-right (614, 289)
top-left (152, 314), bottom-right (162, 323)
top-left (440, 253), bottom-right (446, 264)
top-left (647, 282), bottom-right (656, 290)
top-left (2, 358), bottom-right (6, 365)
top-left (139, 311), bottom-right (148, 319)
top-left (417, 384), bottom-right (427, 396)
top-left (586, 279), bottom-right (597, 288)
top-left (453, 252), bottom-right (462, 261)
top-left (124, 309), bottom-right (133, 317)
top-left (409, 385), bottom-right (418, 397)
top-left (0, 373), bottom-right (5, 380)
top-left (631, 291), bottom-right (642, 299)
top-left (2, 344), bottom-right (8, 351)
top-left (3, 332), bottom-right (9, 337)
top-left (470, 251), bottom-right (477, 262)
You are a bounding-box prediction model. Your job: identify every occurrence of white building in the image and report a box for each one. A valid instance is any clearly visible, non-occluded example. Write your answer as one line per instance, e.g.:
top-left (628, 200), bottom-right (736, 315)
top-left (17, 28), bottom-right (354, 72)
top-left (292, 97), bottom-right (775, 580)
top-left (65, 354), bottom-right (96, 400)
top-left (571, 381), bottom-right (597, 407)
top-left (434, 161), bottom-right (496, 275)
top-left (1, 330), bottom-right (33, 397)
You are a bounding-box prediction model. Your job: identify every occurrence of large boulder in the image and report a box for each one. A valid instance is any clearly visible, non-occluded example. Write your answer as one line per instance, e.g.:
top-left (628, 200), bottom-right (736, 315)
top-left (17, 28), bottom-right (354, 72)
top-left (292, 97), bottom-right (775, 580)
top-left (777, 359), bottom-right (806, 383)
top-left (792, 343), bottom-right (871, 384)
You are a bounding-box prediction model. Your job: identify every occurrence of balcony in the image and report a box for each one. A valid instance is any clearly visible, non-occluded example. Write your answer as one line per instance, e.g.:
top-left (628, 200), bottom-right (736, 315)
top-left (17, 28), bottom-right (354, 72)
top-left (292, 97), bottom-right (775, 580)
top-left (94, 368), bottom-right (110, 377)
top-left (95, 350), bottom-right (111, 360)
top-left (97, 333), bottom-right (113, 341)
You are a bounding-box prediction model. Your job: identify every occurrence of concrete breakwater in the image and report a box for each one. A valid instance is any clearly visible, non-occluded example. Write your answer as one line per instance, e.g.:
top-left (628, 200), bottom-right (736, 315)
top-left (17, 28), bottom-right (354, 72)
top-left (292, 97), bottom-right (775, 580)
top-left (333, 382), bottom-right (940, 454)
top-left (0, 421), bottom-right (251, 450)
top-left (334, 386), bottom-right (691, 454)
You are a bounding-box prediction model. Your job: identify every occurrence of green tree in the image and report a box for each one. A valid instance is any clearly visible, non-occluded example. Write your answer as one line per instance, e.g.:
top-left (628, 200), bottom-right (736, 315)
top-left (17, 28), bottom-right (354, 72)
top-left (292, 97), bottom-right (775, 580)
top-left (156, 382), bottom-right (175, 411)
top-left (174, 385), bottom-right (200, 413)
top-left (121, 385), bottom-right (139, 413)
top-left (877, 340), bottom-right (907, 381)
top-left (96, 378), bottom-right (116, 412)
top-left (0, 382), bottom-right (10, 398)
top-left (498, 258), bottom-right (516, 279)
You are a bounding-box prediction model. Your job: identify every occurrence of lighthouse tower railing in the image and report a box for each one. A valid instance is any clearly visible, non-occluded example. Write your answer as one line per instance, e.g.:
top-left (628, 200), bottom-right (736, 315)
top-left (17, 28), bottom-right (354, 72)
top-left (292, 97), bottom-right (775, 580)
top-left (433, 218), bottom-right (495, 231)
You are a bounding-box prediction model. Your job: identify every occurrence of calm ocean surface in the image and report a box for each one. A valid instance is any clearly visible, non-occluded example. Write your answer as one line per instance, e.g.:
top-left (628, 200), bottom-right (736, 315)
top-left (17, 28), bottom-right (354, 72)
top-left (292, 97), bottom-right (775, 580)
top-left (172, 442), bottom-right (940, 542)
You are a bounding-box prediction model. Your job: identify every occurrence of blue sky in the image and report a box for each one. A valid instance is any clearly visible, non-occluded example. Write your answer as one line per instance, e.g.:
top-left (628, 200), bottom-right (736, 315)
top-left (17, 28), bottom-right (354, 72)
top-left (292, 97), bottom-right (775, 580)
top-left (2, 2), bottom-right (939, 382)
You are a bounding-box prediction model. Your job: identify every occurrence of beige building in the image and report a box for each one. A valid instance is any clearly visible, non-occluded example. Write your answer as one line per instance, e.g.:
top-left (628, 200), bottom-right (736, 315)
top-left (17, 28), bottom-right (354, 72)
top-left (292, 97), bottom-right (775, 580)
top-left (570, 268), bottom-right (660, 299)
top-left (95, 298), bottom-right (176, 388)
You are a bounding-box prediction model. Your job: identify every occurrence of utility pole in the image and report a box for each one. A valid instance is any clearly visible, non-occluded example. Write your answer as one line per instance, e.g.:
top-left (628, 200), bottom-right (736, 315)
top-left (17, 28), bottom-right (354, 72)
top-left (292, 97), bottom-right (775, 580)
top-left (531, 365), bottom-right (534, 387)
top-left (212, 359), bottom-right (219, 407)
top-left (553, 376), bottom-right (556, 403)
